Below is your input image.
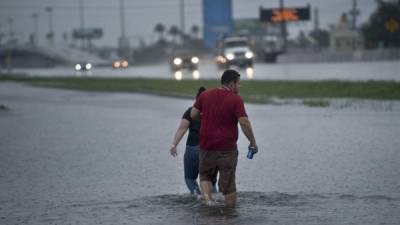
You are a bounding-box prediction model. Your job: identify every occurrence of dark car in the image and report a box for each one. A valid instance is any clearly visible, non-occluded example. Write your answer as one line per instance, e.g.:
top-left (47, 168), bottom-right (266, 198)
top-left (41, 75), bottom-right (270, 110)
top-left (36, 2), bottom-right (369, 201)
top-left (112, 59), bottom-right (129, 69)
top-left (169, 49), bottom-right (199, 71)
top-left (74, 62), bottom-right (92, 71)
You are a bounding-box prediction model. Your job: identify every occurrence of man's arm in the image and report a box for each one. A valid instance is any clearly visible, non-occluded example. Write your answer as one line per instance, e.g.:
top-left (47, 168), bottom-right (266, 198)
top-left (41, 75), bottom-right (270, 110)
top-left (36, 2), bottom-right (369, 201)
top-left (190, 107), bottom-right (200, 121)
top-left (238, 117), bottom-right (258, 150)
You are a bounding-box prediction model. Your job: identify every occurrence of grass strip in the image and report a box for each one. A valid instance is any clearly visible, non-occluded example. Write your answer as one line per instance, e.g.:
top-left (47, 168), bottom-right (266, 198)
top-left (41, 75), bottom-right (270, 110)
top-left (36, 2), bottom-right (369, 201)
top-left (1, 75), bottom-right (400, 103)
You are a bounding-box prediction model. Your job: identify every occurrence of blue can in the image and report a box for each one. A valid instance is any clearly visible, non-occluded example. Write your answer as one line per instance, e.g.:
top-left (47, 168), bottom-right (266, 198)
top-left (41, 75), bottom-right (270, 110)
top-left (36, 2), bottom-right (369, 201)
top-left (247, 146), bottom-right (257, 159)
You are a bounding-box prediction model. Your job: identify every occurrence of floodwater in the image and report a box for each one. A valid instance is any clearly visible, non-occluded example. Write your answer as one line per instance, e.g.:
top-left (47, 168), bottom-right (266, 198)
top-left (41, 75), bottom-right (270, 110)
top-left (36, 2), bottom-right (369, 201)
top-left (1, 83), bottom-right (400, 224)
top-left (7, 59), bottom-right (400, 81)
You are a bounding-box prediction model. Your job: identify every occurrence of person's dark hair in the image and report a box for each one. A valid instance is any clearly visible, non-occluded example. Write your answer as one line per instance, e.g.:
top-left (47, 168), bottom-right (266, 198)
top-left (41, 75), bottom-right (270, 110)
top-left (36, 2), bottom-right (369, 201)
top-left (196, 86), bottom-right (206, 98)
top-left (221, 69), bottom-right (240, 85)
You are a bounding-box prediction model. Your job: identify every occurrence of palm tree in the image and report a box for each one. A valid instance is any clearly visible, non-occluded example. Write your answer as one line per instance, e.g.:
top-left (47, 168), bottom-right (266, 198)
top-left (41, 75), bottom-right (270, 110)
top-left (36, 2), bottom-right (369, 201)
top-left (154, 23), bottom-right (165, 41)
top-left (169, 25), bottom-right (179, 43)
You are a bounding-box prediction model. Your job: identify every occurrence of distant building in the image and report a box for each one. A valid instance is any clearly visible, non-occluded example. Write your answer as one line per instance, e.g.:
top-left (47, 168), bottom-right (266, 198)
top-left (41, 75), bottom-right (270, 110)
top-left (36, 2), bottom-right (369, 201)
top-left (202, 0), bottom-right (234, 49)
top-left (330, 13), bottom-right (364, 52)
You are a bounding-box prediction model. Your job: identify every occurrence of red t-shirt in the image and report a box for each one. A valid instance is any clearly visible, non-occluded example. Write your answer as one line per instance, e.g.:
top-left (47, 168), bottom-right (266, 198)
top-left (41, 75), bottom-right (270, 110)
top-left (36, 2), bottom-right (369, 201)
top-left (193, 88), bottom-right (247, 151)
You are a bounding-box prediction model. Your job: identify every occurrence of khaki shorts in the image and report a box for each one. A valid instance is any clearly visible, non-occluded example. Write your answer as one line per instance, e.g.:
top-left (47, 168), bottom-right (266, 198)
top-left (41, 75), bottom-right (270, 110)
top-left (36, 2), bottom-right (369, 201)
top-left (199, 149), bottom-right (238, 195)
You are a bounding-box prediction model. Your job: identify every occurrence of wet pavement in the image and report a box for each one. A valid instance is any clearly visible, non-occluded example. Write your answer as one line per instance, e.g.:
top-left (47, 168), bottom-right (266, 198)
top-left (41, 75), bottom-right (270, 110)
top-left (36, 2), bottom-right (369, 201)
top-left (8, 59), bottom-right (400, 81)
top-left (1, 83), bottom-right (400, 224)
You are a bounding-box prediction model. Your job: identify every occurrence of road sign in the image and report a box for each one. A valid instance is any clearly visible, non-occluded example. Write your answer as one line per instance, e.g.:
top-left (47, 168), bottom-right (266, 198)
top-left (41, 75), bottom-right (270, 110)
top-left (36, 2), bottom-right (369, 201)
top-left (73, 28), bottom-right (103, 39)
top-left (234, 18), bottom-right (267, 36)
top-left (385, 18), bottom-right (399, 33)
top-left (260, 6), bottom-right (311, 23)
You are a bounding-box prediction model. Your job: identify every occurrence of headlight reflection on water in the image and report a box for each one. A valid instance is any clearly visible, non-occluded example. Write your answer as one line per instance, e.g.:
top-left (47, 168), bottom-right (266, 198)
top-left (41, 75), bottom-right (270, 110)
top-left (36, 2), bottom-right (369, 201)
top-left (174, 71), bottom-right (183, 80)
top-left (246, 67), bottom-right (254, 79)
top-left (174, 70), bottom-right (201, 80)
top-left (192, 70), bottom-right (200, 80)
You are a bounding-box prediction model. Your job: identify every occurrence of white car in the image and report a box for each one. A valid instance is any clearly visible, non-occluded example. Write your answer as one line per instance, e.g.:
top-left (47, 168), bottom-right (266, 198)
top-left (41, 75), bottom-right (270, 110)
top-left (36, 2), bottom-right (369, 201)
top-left (216, 36), bottom-right (254, 69)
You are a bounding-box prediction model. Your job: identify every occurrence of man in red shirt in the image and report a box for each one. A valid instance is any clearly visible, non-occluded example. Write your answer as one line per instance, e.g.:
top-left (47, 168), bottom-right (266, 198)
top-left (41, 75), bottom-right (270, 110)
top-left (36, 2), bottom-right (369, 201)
top-left (191, 69), bottom-right (258, 206)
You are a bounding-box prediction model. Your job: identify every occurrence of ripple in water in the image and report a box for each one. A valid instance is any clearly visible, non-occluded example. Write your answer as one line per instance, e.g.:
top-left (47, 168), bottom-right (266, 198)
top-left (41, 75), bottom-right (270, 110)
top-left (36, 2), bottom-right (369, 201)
top-left (6, 192), bottom-right (399, 225)
top-left (119, 192), bottom-right (399, 225)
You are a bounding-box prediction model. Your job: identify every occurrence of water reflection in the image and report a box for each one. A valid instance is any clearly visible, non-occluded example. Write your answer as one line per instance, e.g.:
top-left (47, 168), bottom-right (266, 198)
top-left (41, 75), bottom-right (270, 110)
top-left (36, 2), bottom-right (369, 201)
top-left (173, 70), bottom-right (201, 80)
top-left (192, 70), bottom-right (200, 79)
top-left (75, 71), bottom-right (92, 76)
top-left (121, 192), bottom-right (400, 225)
top-left (174, 70), bottom-right (183, 80)
top-left (245, 67), bottom-right (254, 79)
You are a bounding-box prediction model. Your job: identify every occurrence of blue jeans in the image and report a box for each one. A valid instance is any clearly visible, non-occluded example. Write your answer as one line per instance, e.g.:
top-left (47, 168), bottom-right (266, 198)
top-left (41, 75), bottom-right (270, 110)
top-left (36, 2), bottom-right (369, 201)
top-left (184, 145), bottom-right (201, 195)
top-left (184, 145), bottom-right (217, 195)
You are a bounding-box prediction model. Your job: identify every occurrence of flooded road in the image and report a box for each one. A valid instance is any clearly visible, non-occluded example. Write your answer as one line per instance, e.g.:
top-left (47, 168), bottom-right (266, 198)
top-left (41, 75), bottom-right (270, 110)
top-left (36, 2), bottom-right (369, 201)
top-left (1, 83), bottom-right (400, 224)
top-left (8, 59), bottom-right (400, 81)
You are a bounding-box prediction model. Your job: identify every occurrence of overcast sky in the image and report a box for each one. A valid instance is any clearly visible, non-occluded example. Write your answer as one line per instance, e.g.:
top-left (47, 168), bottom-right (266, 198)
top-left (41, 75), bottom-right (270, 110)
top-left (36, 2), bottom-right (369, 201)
top-left (0, 0), bottom-right (377, 47)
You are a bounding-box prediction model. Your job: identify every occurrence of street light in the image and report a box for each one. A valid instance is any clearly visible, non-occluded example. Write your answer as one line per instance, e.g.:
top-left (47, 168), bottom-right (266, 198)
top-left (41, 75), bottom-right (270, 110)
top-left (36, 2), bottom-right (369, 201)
top-left (45, 6), bottom-right (54, 44)
top-left (32, 13), bottom-right (39, 45)
top-left (79, 0), bottom-right (85, 49)
top-left (0, 22), bottom-right (4, 46)
top-left (180, 0), bottom-right (185, 35)
top-left (7, 18), bottom-right (14, 40)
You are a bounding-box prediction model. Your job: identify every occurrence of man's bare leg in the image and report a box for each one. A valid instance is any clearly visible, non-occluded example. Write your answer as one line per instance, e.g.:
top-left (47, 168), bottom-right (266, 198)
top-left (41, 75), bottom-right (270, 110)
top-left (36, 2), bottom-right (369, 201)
top-left (200, 180), bottom-right (213, 201)
top-left (224, 192), bottom-right (237, 206)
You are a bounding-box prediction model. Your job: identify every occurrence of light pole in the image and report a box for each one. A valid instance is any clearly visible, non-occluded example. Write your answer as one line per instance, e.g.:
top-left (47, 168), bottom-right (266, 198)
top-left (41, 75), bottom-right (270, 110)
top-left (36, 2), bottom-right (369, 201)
top-left (6, 18), bottom-right (14, 72)
top-left (79, 0), bottom-right (85, 49)
top-left (45, 6), bottom-right (54, 44)
top-left (7, 18), bottom-right (14, 40)
top-left (0, 22), bottom-right (3, 46)
top-left (32, 13), bottom-right (39, 45)
top-left (279, 0), bottom-right (287, 53)
top-left (118, 0), bottom-right (130, 60)
top-left (179, 0), bottom-right (185, 43)
top-left (180, 0), bottom-right (185, 39)
top-left (120, 0), bottom-right (126, 39)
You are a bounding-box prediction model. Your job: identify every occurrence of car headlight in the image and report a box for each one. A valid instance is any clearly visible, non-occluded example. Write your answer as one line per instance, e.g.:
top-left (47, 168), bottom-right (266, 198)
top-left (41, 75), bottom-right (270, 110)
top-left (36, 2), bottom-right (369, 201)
top-left (216, 56), bottom-right (227, 63)
top-left (75, 64), bottom-right (82, 71)
top-left (191, 57), bottom-right (199, 64)
top-left (226, 53), bottom-right (234, 60)
top-left (113, 61), bottom-right (121, 68)
top-left (173, 58), bottom-right (182, 65)
top-left (121, 60), bottom-right (129, 68)
top-left (85, 63), bottom-right (92, 70)
top-left (245, 51), bottom-right (254, 59)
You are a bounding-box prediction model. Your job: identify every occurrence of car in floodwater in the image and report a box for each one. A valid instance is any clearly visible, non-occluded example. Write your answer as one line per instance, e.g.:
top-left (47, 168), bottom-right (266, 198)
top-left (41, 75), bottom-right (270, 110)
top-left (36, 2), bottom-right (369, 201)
top-left (216, 36), bottom-right (254, 69)
top-left (112, 59), bottom-right (129, 69)
top-left (74, 62), bottom-right (92, 71)
top-left (169, 49), bottom-right (199, 71)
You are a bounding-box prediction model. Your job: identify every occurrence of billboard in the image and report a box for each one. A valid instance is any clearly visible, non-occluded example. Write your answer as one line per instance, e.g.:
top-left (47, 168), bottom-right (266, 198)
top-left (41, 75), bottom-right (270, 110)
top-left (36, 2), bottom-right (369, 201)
top-left (203, 0), bottom-right (234, 49)
top-left (73, 28), bottom-right (103, 39)
top-left (260, 5), bottom-right (311, 23)
top-left (234, 18), bottom-right (266, 36)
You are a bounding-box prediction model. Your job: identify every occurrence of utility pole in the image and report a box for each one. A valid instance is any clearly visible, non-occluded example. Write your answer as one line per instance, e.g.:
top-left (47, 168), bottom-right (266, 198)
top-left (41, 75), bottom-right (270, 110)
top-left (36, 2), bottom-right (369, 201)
top-left (120, 0), bottom-right (126, 38)
top-left (313, 8), bottom-right (319, 31)
top-left (6, 18), bottom-right (13, 73)
top-left (45, 6), bottom-right (54, 44)
top-left (0, 23), bottom-right (3, 47)
top-left (32, 13), bottom-right (39, 46)
top-left (279, 0), bottom-right (287, 53)
top-left (349, 0), bottom-right (360, 50)
top-left (349, 0), bottom-right (360, 30)
top-left (314, 8), bottom-right (320, 51)
top-left (79, 0), bottom-right (85, 49)
top-left (180, 0), bottom-right (185, 42)
top-left (119, 0), bottom-right (130, 60)
top-left (7, 18), bottom-right (14, 41)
